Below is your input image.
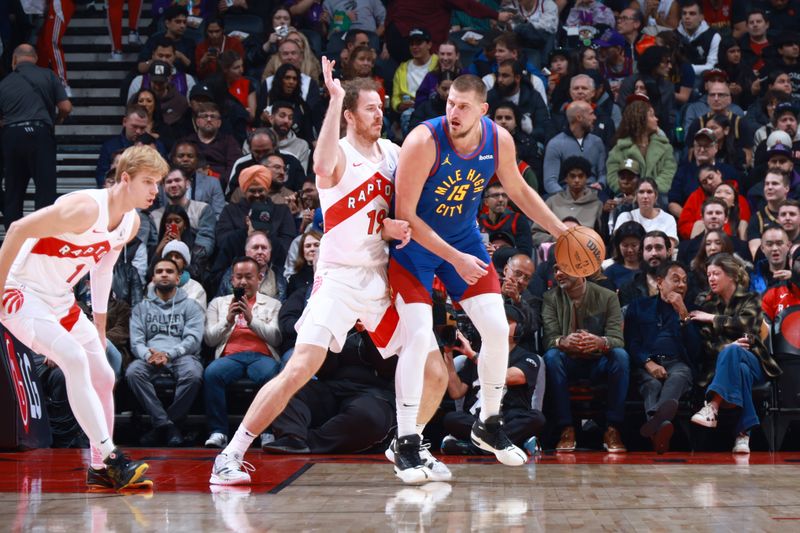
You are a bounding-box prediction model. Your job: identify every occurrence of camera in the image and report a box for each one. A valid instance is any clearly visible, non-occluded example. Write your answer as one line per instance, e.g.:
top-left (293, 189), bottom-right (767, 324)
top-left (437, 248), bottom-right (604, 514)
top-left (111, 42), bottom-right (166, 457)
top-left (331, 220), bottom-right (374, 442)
top-left (275, 25), bottom-right (289, 38)
top-left (437, 325), bottom-right (458, 347)
top-left (232, 287), bottom-right (245, 301)
top-left (448, 308), bottom-right (481, 350)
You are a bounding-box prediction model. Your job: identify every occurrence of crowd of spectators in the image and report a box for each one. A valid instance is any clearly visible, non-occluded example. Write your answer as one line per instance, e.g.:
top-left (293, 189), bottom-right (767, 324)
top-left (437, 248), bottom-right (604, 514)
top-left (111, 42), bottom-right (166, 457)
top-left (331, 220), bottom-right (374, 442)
top-left (3, 0), bottom-right (800, 455)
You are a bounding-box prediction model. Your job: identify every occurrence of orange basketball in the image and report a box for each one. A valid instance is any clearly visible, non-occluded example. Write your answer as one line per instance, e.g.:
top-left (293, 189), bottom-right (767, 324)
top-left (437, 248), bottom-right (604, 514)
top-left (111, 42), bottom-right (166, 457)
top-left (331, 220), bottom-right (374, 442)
top-left (554, 226), bottom-right (606, 278)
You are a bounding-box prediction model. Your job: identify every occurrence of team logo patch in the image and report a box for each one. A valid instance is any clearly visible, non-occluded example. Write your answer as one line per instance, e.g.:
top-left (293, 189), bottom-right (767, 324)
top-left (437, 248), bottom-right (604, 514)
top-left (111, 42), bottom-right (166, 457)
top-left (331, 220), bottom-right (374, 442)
top-left (2, 289), bottom-right (25, 315)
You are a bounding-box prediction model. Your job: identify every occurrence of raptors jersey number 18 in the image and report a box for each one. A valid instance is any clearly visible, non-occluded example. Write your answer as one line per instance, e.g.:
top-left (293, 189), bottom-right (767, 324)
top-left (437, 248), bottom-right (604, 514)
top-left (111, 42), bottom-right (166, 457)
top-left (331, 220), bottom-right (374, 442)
top-left (317, 137), bottom-right (399, 269)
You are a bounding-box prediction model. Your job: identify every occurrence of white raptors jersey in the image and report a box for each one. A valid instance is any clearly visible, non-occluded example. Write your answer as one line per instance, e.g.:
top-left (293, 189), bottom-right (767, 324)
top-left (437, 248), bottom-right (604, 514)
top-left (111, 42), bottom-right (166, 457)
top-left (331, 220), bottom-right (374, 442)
top-left (316, 138), bottom-right (399, 269)
top-left (7, 189), bottom-right (137, 298)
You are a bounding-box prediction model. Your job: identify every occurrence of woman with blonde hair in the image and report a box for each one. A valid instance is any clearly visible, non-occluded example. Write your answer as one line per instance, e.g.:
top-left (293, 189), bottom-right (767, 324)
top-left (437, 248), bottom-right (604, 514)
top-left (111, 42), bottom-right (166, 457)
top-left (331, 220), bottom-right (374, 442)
top-left (606, 98), bottom-right (676, 197)
top-left (688, 253), bottom-right (781, 453)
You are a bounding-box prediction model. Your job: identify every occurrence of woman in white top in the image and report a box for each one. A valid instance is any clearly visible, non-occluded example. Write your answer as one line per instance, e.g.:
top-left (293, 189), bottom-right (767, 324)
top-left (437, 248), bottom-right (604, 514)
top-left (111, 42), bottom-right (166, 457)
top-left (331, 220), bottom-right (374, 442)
top-left (614, 177), bottom-right (678, 247)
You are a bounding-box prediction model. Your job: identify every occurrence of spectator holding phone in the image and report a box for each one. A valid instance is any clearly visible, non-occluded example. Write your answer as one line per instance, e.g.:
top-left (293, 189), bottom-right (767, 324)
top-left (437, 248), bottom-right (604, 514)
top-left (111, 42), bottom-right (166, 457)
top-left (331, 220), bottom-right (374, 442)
top-left (150, 204), bottom-right (195, 266)
top-left (203, 256), bottom-right (283, 449)
top-left (196, 17), bottom-right (245, 80)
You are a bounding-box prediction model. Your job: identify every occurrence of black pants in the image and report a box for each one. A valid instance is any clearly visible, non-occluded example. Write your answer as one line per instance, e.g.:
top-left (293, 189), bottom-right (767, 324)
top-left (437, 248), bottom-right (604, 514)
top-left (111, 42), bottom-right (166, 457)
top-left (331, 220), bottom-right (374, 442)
top-left (2, 123), bottom-right (57, 230)
top-left (442, 407), bottom-right (546, 447)
top-left (270, 380), bottom-right (395, 453)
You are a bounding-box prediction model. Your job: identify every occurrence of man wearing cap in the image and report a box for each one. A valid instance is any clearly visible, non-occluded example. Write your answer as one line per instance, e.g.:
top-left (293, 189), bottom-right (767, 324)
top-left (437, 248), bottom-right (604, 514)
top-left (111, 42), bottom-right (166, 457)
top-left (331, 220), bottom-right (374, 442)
top-left (478, 182), bottom-right (533, 257)
top-left (128, 38), bottom-right (197, 101)
top-left (95, 105), bottom-right (167, 187)
top-left (675, 0), bottom-right (721, 76)
top-left (391, 27), bottom-right (438, 133)
top-left (149, 167), bottom-right (216, 264)
top-left (596, 29), bottom-right (633, 85)
top-left (606, 158), bottom-right (640, 232)
top-left (126, 257), bottom-right (205, 447)
top-left (752, 102), bottom-right (800, 166)
top-left (215, 164), bottom-right (297, 275)
top-left (158, 240), bottom-right (208, 308)
top-left (668, 127), bottom-right (741, 218)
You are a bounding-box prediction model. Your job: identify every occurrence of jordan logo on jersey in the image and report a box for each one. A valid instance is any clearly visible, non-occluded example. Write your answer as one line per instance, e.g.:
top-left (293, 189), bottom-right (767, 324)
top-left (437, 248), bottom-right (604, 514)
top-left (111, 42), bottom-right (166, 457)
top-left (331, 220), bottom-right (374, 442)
top-left (324, 172), bottom-right (393, 231)
top-left (433, 167), bottom-right (485, 217)
top-left (30, 237), bottom-right (111, 262)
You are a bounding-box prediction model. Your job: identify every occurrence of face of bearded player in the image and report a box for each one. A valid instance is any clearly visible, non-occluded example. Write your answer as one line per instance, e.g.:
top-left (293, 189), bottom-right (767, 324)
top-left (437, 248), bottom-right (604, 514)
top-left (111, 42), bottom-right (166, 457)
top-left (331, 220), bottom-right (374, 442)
top-left (348, 89), bottom-right (383, 142)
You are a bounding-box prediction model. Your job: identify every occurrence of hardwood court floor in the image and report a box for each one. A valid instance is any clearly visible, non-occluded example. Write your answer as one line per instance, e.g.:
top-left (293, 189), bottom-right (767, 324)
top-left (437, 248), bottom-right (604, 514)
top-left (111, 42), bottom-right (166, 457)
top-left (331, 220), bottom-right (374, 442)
top-left (2, 449), bottom-right (800, 532)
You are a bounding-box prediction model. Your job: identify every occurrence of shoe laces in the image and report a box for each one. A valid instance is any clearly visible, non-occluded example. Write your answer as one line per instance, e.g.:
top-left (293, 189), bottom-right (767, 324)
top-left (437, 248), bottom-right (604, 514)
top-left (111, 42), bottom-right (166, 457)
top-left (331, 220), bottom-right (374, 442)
top-left (222, 454), bottom-right (255, 475)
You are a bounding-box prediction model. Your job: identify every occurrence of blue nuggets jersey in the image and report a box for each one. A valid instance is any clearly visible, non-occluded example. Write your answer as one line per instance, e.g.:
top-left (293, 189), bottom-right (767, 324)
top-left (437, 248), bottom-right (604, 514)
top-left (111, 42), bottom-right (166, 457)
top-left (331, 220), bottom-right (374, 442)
top-left (389, 115), bottom-right (502, 304)
top-left (417, 115), bottom-right (498, 241)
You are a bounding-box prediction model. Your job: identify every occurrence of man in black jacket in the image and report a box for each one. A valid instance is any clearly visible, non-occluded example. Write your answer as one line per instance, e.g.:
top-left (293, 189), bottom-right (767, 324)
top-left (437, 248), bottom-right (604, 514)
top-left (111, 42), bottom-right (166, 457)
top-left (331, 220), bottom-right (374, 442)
top-left (486, 60), bottom-right (550, 147)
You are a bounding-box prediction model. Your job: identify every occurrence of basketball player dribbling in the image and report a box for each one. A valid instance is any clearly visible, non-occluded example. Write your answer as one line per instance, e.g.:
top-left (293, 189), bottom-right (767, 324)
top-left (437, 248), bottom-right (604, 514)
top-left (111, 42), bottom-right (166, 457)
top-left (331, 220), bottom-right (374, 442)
top-left (210, 57), bottom-right (448, 486)
top-left (0, 145), bottom-right (166, 489)
top-left (389, 74), bottom-right (568, 466)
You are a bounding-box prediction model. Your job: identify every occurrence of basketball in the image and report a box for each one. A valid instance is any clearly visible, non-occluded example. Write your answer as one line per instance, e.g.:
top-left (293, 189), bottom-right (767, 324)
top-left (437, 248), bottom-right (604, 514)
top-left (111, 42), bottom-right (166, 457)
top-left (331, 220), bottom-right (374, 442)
top-left (554, 226), bottom-right (605, 277)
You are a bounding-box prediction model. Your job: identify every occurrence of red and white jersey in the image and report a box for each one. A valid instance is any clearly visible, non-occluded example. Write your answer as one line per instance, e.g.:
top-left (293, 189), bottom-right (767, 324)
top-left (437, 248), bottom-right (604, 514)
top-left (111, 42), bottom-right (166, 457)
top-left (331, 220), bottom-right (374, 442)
top-left (317, 138), bottom-right (399, 269)
top-left (7, 189), bottom-right (137, 298)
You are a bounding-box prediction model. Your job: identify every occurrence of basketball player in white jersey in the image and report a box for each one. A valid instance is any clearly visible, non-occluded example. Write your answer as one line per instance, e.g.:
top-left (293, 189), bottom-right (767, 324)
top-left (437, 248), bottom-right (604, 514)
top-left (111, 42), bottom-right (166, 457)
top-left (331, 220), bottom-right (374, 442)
top-left (0, 145), bottom-right (167, 490)
top-left (210, 57), bottom-right (448, 486)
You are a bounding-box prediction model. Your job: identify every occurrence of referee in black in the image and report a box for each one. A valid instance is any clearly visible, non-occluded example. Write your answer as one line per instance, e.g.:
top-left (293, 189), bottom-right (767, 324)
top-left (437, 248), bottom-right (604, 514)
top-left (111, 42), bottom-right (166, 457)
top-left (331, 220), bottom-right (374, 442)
top-left (0, 44), bottom-right (71, 230)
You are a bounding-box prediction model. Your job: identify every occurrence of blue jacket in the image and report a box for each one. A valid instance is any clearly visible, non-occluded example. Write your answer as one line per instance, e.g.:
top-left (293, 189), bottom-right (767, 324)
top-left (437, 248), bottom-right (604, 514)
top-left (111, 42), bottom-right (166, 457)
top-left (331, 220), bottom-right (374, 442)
top-left (624, 295), bottom-right (700, 370)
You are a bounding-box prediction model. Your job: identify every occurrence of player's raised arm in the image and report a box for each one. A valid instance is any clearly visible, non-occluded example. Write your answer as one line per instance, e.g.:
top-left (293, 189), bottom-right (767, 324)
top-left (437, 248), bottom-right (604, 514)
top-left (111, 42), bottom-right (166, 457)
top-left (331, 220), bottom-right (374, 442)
top-left (0, 195), bottom-right (99, 295)
top-left (312, 56), bottom-right (346, 188)
top-left (396, 125), bottom-right (488, 284)
top-left (495, 127), bottom-right (568, 239)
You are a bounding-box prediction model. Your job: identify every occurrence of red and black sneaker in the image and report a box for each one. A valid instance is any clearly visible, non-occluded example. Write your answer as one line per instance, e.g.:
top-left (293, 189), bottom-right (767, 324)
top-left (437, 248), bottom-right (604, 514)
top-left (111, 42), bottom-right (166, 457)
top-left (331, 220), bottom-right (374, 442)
top-left (103, 448), bottom-right (150, 489)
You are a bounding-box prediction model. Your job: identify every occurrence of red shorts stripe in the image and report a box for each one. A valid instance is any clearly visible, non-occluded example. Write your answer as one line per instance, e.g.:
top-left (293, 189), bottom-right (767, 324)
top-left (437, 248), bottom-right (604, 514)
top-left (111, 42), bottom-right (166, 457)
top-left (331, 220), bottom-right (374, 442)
top-left (59, 303), bottom-right (82, 332)
top-left (459, 263), bottom-right (501, 301)
top-left (388, 258), bottom-right (432, 305)
top-left (367, 305), bottom-right (399, 349)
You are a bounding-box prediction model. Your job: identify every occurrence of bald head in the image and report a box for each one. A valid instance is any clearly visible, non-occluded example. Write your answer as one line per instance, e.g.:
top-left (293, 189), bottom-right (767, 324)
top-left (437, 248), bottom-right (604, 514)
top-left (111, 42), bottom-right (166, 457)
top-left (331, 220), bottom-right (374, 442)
top-left (504, 253), bottom-right (535, 289)
top-left (13, 44), bottom-right (37, 63)
top-left (566, 100), bottom-right (592, 122)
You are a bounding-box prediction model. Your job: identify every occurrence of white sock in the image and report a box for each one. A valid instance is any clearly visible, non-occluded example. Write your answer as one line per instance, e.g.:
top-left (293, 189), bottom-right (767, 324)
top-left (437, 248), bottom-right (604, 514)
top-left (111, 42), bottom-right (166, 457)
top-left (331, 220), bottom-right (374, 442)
top-left (99, 437), bottom-right (115, 460)
top-left (416, 424), bottom-right (425, 437)
top-left (222, 425), bottom-right (257, 458)
top-left (91, 445), bottom-right (105, 470)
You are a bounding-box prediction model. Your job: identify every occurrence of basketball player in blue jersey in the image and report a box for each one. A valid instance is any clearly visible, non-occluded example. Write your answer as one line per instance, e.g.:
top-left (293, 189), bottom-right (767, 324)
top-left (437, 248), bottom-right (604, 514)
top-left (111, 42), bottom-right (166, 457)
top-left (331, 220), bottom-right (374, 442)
top-left (390, 74), bottom-right (568, 465)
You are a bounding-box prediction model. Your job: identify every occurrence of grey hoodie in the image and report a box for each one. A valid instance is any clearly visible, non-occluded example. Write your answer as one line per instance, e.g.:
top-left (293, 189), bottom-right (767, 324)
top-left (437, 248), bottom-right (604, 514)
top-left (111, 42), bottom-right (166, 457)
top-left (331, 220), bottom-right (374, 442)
top-left (130, 286), bottom-right (205, 361)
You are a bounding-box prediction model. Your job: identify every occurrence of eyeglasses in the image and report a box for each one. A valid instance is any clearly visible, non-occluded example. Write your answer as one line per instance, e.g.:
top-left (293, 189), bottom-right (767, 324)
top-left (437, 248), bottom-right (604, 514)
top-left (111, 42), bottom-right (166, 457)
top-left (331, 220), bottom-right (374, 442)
top-left (617, 15), bottom-right (636, 21)
top-left (486, 192), bottom-right (508, 199)
top-left (508, 269), bottom-right (532, 283)
top-left (197, 113), bottom-right (221, 120)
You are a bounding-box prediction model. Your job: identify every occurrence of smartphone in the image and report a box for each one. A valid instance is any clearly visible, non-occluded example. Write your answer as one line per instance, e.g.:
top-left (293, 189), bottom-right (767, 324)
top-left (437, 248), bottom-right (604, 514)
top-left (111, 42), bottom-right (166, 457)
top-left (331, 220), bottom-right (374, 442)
top-left (167, 222), bottom-right (179, 235)
top-left (208, 47), bottom-right (218, 57)
top-left (232, 287), bottom-right (245, 301)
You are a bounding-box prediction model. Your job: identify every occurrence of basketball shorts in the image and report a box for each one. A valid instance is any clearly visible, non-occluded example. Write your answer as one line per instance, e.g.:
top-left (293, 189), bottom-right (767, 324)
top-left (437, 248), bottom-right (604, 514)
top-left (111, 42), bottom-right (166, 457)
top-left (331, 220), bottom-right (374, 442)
top-left (1, 284), bottom-right (95, 354)
top-left (295, 264), bottom-right (405, 358)
top-left (389, 233), bottom-right (501, 304)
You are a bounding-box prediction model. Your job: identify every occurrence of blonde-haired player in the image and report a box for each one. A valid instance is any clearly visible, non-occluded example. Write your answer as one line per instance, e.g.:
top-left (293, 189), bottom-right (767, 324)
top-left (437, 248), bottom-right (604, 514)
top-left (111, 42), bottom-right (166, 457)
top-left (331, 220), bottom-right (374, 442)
top-left (0, 145), bottom-right (167, 490)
